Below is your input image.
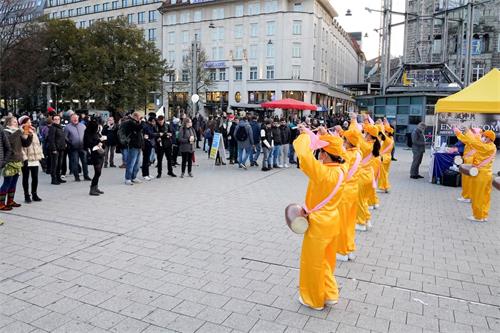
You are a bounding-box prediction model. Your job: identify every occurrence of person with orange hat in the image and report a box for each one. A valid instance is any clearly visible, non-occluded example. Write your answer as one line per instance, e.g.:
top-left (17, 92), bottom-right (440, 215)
top-left (454, 127), bottom-right (496, 222)
top-left (377, 119), bottom-right (395, 193)
top-left (334, 126), bottom-right (362, 261)
top-left (293, 124), bottom-right (347, 311)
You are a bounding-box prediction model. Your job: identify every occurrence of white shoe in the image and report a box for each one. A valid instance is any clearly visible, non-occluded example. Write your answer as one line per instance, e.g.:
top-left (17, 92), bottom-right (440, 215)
top-left (467, 216), bottom-right (486, 222)
top-left (336, 254), bottom-right (349, 262)
top-left (368, 206), bottom-right (374, 210)
top-left (355, 224), bottom-right (367, 231)
top-left (298, 295), bottom-right (324, 311)
top-left (144, 176), bottom-right (152, 181)
top-left (457, 197), bottom-right (471, 203)
top-left (125, 180), bottom-right (133, 185)
top-left (284, 164), bottom-right (289, 168)
top-left (376, 189), bottom-right (385, 193)
top-left (367, 220), bottom-right (373, 228)
top-left (325, 299), bottom-right (338, 306)
top-left (347, 252), bottom-right (356, 261)
top-left (374, 204), bottom-right (380, 209)
top-left (278, 164), bottom-right (284, 168)
top-left (60, 175), bottom-right (66, 179)
top-left (132, 178), bottom-right (142, 184)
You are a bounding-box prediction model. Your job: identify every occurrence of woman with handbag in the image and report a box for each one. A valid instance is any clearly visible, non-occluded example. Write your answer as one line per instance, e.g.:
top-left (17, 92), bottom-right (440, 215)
top-left (84, 120), bottom-right (105, 196)
top-left (178, 117), bottom-right (196, 178)
top-left (19, 116), bottom-right (44, 203)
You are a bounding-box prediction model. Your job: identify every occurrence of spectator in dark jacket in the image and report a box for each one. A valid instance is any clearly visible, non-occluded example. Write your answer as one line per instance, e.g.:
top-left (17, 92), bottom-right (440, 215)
top-left (235, 116), bottom-right (254, 169)
top-left (249, 116), bottom-right (261, 167)
top-left (102, 117), bottom-right (118, 168)
top-left (227, 116), bottom-right (239, 164)
top-left (0, 124), bottom-right (11, 172)
top-left (64, 114), bottom-right (90, 181)
top-left (178, 117), bottom-right (196, 178)
top-left (118, 112), bottom-right (144, 185)
top-left (271, 119), bottom-right (282, 168)
top-left (141, 116), bottom-right (157, 181)
top-left (410, 122), bottom-right (426, 179)
top-left (155, 116), bottom-right (176, 178)
top-left (84, 120), bottom-right (105, 196)
top-left (280, 118), bottom-right (291, 168)
top-left (47, 115), bottom-right (67, 185)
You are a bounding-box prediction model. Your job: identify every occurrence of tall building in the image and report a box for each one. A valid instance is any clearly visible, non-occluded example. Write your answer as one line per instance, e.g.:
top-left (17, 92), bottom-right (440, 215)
top-left (404, 0), bottom-right (500, 84)
top-left (43, 0), bottom-right (163, 48)
top-left (159, 0), bottom-right (365, 114)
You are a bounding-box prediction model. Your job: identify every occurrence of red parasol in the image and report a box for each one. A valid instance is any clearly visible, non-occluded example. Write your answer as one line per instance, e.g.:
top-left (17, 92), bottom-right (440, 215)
top-left (47, 106), bottom-right (55, 112)
top-left (261, 98), bottom-right (317, 111)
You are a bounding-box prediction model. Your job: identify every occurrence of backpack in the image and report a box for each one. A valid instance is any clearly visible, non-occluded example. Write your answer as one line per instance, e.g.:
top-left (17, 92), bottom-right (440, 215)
top-left (235, 125), bottom-right (248, 142)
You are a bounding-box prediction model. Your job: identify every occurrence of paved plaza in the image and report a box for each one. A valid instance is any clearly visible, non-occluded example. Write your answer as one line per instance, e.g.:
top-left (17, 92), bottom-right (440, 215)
top-left (0, 148), bottom-right (499, 333)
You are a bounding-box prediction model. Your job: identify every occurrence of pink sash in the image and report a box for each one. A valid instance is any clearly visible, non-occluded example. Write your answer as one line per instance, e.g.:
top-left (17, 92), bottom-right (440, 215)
top-left (476, 151), bottom-right (496, 169)
top-left (372, 165), bottom-right (381, 189)
top-left (361, 153), bottom-right (373, 166)
top-left (464, 149), bottom-right (476, 159)
top-left (303, 171), bottom-right (344, 214)
top-left (346, 152), bottom-right (361, 181)
top-left (381, 142), bottom-right (393, 155)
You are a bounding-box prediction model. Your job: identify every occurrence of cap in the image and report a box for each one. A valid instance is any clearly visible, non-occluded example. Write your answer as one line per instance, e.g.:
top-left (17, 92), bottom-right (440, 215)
top-left (319, 135), bottom-right (344, 157)
top-left (18, 116), bottom-right (30, 126)
top-left (343, 129), bottom-right (360, 146)
top-left (365, 124), bottom-right (379, 138)
top-left (483, 130), bottom-right (495, 142)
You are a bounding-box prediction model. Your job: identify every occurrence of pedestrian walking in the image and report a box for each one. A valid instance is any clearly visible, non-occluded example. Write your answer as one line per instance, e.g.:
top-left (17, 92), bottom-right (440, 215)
top-left (84, 120), bottom-right (105, 196)
top-left (260, 118), bottom-right (273, 171)
top-left (235, 116), bottom-right (253, 169)
top-left (118, 112), bottom-right (144, 185)
top-left (19, 116), bottom-right (43, 203)
top-left (410, 122), bottom-right (426, 179)
top-left (280, 118), bottom-right (291, 168)
top-left (271, 119), bottom-right (282, 168)
top-left (178, 117), bottom-right (196, 178)
top-left (249, 115), bottom-right (261, 167)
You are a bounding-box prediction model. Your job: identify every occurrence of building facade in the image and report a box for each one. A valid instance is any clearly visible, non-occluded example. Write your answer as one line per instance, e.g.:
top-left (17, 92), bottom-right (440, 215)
top-left (159, 0), bottom-right (365, 115)
top-left (43, 0), bottom-right (163, 48)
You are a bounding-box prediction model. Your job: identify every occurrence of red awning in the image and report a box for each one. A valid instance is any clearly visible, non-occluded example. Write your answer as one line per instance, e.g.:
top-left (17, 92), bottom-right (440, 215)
top-left (261, 98), bottom-right (317, 111)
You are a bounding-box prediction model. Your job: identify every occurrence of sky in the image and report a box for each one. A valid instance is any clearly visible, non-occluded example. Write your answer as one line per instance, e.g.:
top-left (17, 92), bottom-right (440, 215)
top-left (332, 0), bottom-right (406, 60)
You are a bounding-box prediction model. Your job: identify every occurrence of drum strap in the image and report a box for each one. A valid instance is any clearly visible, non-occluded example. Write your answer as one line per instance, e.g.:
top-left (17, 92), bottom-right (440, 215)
top-left (346, 152), bottom-right (361, 181)
top-left (476, 151), bottom-right (496, 168)
top-left (464, 149), bottom-right (476, 158)
top-left (380, 142), bottom-right (393, 155)
top-left (303, 171), bottom-right (344, 215)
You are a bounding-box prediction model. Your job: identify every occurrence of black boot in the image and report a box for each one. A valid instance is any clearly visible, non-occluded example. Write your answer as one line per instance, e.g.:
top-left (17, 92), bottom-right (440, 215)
top-left (96, 188), bottom-right (104, 194)
top-left (89, 186), bottom-right (100, 196)
top-left (24, 194), bottom-right (32, 203)
top-left (32, 193), bottom-right (42, 202)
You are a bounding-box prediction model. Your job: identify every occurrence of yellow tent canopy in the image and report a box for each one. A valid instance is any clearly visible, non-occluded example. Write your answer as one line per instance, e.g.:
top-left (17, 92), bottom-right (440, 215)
top-left (435, 68), bottom-right (500, 114)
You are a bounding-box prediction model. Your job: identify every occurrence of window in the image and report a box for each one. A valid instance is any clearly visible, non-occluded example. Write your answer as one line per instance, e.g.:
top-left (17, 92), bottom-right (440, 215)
top-left (235, 25), bottom-right (243, 38)
top-left (103, 2), bottom-right (109, 10)
top-left (234, 46), bottom-right (243, 59)
top-left (250, 23), bottom-right (258, 37)
top-left (292, 65), bottom-right (301, 78)
top-left (76, 7), bottom-right (82, 15)
top-left (132, 0), bottom-right (138, 5)
top-left (211, 47), bottom-right (224, 60)
top-left (180, 12), bottom-right (189, 23)
top-left (166, 14), bottom-right (176, 25)
top-left (248, 2), bottom-right (260, 15)
top-left (235, 4), bottom-right (244, 17)
top-left (51, 12), bottom-right (58, 19)
top-left (149, 10), bottom-right (157, 22)
top-left (266, 43), bottom-right (274, 57)
top-left (249, 66), bottom-right (258, 80)
top-left (182, 30), bottom-right (189, 43)
top-left (294, 2), bottom-right (303, 11)
top-left (266, 65), bottom-right (274, 79)
top-left (266, 21), bottom-right (276, 36)
top-left (112, 1), bottom-right (118, 9)
top-left (182, 50), bottom-right (189, 61)
top-left (211, 27), bottom-right (224, 40)
top-left (89, 19), bottom-right (95, 26)
top-left (209, 69), bottom-right (217, 81)
top-left (212, 7), bottom-right (224, 19)
top-left (93, 4), bottom-right (100, 12)
top-left (292, 43), bottom-right (301, 57)
top-left (107, 16), bottom-right (114, 21)
top-left (79, 21), bottom-right (86, 28)
top-left (249, 44), bottom-right (257, 59)
top-left (472, 64), bottom-right (485, 82)
top-left (168, 50), bottom-right (175, 63)
top-left (68, 9), bottom-right (74, 16)
top-left (193, 10), bottom-right (202, 22)
top-left (182, 70), bottom-right (189, 81)
top-left (137, 12), bottom-right (145, 24)
top-left (127, 13), bottom-right (133, 23)
top-left (122, 0), bottom-right (128, 7)
top-left (60, 10), bottom-right (66, 17)
top-left (148, 28), bottom-right (156, 41)
top-left (219, 68), bottom-right (226, 81)
top-left (168, 31), bottom-right (175, 44)
top-left (265, 0), bottom-right (278, 12)
top-left (497, 35), bottom-right (500, 52)
top-left (194, 29), bottom-right (201, 40)
top-left (292, 20), bottom-right (302, 35)
top-left (235, 66), bottom-right (243, 80)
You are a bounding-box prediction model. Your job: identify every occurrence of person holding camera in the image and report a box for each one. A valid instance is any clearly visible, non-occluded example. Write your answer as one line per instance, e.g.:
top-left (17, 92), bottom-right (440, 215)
top-left (19, 116), bottom-right (44, 203)
top-left (84, 119), bottom-right (105, 196)
top-left (155, 116), bottom-right (176, 178)
top-left (178, 117), bottom-right (196, 178)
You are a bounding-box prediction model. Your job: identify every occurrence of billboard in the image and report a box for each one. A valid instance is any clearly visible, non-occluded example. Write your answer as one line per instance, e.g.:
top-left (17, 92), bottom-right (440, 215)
top-left (437, 112), bottom-right (500, 136)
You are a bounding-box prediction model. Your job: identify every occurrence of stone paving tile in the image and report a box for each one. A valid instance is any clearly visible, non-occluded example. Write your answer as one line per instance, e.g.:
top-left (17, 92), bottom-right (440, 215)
top-left (1, 149), bottom-right (499, 332)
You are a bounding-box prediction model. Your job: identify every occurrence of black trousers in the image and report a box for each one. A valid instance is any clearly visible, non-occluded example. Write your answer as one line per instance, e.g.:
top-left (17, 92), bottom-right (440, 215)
top-left (61, 148), bottom-right (68, 175)
top-left (157, 146), bottom-right (173, 176)
top-left (172, 145), bottom-right (179, 164)
top-left (142, 144), bottom-right (152, 177)
top-left (181, 152), bottom-right (193, 174)
top-left (50, 150), bottom-right (64, 181)
top-left (22, 163), bottom-right (39, 195)
top-left (91, 161), bottom-right (103, 187)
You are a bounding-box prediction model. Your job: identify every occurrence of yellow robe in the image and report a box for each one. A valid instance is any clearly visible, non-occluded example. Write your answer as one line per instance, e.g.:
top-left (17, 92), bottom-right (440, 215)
top-left (367, 156), bottom-right (381, 206)
top-left (293, 133), bottom-right (347, 308)
top-left (378, 136), bottom-right (394, 191)
top-left (456, 131), bottom-right (496, 220)
top-left (461, 131), bottom-right (476, 200)
top-left (337, 147), bottom-right (361, 255)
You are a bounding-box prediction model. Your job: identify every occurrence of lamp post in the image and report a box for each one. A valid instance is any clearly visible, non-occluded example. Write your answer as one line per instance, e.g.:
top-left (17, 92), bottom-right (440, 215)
top-left (41, 82), bottom-right (59, 113)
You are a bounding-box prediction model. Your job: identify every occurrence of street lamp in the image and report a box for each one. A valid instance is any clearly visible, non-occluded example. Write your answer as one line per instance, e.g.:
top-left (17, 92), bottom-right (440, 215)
top-left (41, 82), bottom-right (60, 113)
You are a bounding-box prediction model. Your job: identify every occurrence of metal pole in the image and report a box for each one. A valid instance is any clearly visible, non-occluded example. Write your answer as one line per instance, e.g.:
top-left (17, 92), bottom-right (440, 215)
top-left (442, 0), bottom-right (449, 64)
top-left (192, 34), bottom-right (198, 118)
top-left (463, 1), bottom-right (474, 86)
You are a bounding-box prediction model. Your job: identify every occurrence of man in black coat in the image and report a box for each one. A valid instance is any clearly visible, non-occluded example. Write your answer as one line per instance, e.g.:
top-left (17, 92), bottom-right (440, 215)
top-left (47, 115), bottom-right (67, 185)
top-left (118, 112), bottom-right (144, 185)
top-left (155, 116), bottom-right (176, 178)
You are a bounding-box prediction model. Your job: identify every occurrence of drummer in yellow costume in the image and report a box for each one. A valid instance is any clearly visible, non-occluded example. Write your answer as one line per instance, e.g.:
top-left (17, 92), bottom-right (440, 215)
top-left (457, 129), bottom-right (481, 203)
top-left (335, 127), bottom-right (362, 262)
top-left (351, 117), bottom-right (380, 231)
top-left (377, 119), bottom-right (394, 193)
top-left (454, 128), bottom-right (497, 222)
top-left (293, 124), bottom-right (347, 310)
top-left (367, 123), bottom-right (384, 208)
